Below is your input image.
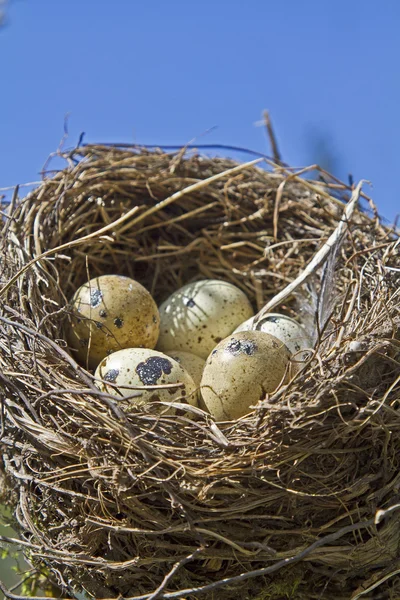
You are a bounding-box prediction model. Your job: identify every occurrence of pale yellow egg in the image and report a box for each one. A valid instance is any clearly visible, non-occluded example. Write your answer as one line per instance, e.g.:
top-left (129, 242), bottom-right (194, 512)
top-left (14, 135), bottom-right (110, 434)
top-left (67, 275), bottom-right (160, 369)
top-left (164, 350), bottom-right (205, 387)
top-left (94, 348), bottom-right (198, 414)
top-left (165, 350), bottom-right (206, 410)
top-left (200, 331), bottom-right (291, 421)
top-left (157, 279), bottom-right (254, 359)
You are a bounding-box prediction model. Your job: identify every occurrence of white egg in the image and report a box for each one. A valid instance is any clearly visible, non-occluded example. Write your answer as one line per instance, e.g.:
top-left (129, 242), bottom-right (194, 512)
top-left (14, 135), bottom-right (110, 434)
top-left (94, 348), bottom-right (198, 414)
top-left (67, 275), bottom-right (160, 369)
top-left (233, 313), bottom-right (311, 358)
top-left (200, 331), bottom-right (292, 421)
top-left (157, 280), bottom-right (254, 359)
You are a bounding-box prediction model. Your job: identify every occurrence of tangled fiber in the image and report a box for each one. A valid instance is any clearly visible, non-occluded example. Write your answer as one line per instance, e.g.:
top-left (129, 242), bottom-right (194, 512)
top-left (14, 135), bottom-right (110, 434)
top-left (0, 144), bottom-right (399, 600)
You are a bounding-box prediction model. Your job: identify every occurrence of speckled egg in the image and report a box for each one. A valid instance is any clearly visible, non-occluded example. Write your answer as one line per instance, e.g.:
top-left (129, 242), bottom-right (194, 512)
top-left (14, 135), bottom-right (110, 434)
top-left (164, 350), bottom-right (206, 409)
top-left (94, 348), bottom-right (198, 413)
top-left (67, 275), bottom-right (160, 369)
top-left (157, 280), bottom-right (254, 359)
top-left (200, 331), bottom-right (291, 421)
top-left (234, 313), bottom-right (311, 357)
top-left (164, 351), bottom-right (205, 387)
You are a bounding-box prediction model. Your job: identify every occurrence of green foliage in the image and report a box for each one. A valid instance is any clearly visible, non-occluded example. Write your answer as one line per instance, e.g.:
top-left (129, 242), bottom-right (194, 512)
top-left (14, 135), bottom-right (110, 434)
top-left (0, 547), bottom-right (51, 598)
top-left (0, 548), bottom-right (9, 560)
top-left (20, 567), bottom-right (50, 598)
top-left (253, 567), bottom-right (305, 599)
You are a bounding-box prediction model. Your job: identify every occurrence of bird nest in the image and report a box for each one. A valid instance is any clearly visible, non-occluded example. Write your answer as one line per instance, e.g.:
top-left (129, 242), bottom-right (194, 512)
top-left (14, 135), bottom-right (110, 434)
top-left (0, 144), bottom-right (400, 600)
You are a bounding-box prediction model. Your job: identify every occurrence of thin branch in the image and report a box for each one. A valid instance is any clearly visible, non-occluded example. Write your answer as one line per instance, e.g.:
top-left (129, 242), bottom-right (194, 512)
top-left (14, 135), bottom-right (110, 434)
top-left (351, 564), bottom-right (400, 599)
top-left (146, 549), bottom-right (202, 600)
top-left (253, 180), bottom-right (365, 325)
top-left (263, 110), bottom-right (282, 164)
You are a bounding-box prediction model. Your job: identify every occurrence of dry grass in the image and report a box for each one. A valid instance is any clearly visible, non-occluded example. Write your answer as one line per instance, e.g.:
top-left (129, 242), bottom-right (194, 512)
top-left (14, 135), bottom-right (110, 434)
top-left (0, 144), bottom-right (399, 599)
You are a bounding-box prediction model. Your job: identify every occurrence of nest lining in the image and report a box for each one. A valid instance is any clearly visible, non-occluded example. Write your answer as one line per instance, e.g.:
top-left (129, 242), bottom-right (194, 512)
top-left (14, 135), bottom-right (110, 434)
top-left (0, 144), bottom-right (399, 600)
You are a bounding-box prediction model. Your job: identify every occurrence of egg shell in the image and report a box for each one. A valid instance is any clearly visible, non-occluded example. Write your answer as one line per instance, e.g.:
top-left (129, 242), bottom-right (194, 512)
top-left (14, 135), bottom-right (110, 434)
top-left (165, 350), bottom-right (206, 410)
top-left (67, 274), bottom-right (160, 369)
top-left (94, 348), bottom-right (198, 414)
top-left (200, 331), bottom-right (292, 422)
top-left (164, 351), bottom-right (205, 387)
top-left (157, 279), bottom-right (254, 359)
top-left (234, 313), bottom-right (311, 357)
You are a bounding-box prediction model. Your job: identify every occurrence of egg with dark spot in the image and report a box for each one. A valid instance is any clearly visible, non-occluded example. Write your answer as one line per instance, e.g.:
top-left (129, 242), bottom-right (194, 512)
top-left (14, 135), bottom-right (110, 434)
top-left (136, 356), bottom-right (172, 385)
top-left (94, 348), bottom-right (198, 413)
top-left (200, 331), bottom-right (292, 421)
top-left (157, 280), bottom-right (254, 359)
top-left (67, 275), bottom-right (160, 369)
top-left (234, 313), bottom-right (311, 359)
top-left (104, 368), bottom-right (119, 383)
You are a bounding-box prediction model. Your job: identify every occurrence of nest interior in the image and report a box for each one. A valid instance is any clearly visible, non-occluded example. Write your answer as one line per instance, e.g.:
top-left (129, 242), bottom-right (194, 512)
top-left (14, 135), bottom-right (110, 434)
top-left (0, 145), bottom-right (400, 600)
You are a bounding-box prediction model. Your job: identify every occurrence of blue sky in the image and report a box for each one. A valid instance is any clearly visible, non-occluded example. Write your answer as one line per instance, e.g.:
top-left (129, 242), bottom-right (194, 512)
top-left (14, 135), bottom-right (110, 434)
top-left (0, 0), bottom-right (399, 223)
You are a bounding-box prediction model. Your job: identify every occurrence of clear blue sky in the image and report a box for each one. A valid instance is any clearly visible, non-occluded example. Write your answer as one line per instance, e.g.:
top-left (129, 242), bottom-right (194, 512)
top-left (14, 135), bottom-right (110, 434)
top-left (0, 0), bottom-right (399, 223)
